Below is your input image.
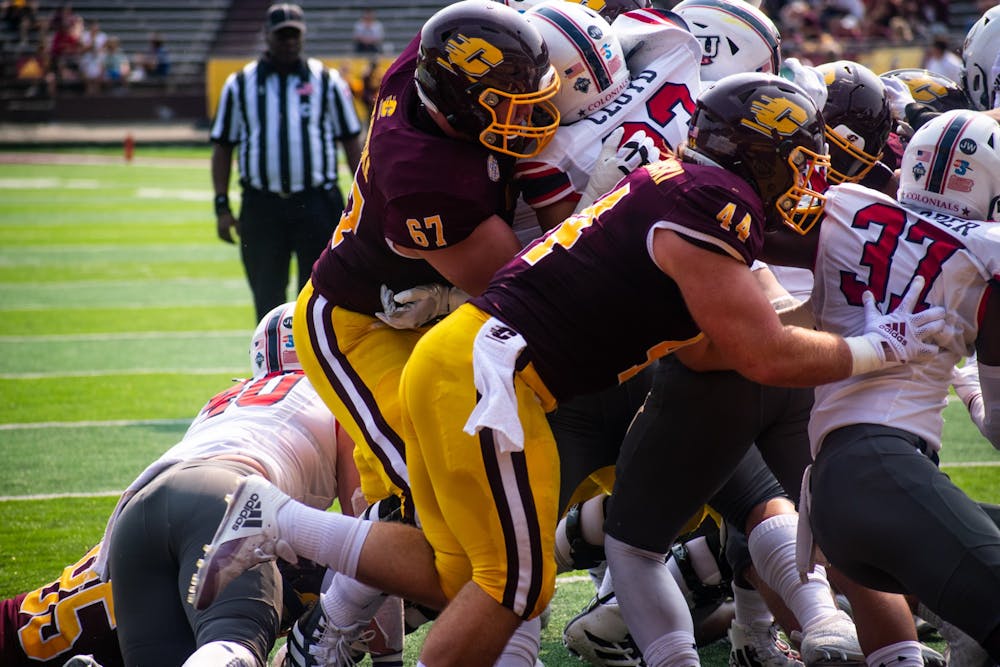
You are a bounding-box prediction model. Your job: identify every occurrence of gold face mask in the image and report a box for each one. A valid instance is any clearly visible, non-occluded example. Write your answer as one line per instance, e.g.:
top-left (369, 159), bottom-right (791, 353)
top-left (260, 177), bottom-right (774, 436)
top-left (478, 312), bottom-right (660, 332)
top-left (476, 67), bottom-right (561, 159)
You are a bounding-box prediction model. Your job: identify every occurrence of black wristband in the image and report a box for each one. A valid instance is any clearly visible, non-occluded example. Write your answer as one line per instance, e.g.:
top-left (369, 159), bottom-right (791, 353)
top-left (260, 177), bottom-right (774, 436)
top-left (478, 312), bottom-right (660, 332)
top-left (214, 194), bottom-right (230, 215)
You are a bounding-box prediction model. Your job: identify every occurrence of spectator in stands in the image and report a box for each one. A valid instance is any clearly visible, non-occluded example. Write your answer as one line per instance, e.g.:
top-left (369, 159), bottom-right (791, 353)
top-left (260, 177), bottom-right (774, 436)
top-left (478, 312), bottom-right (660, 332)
top-left (2, 0), bottom-right (39, 46)
top-left (14, 42), bottom-right (50, 97)
top-left (135, 31), bottom-right (170, 82)
top-left (79, 18), bottom-right (105, 52)
top-left (209, 3), bottom-right (363, 322)
top-left (352, 9), bottom-right (384, 54)
top-left (923, 36), bottom-right (963, 82)
top-left (103, 35), bottom-right (129, 90)
top-left (359, 58), bottom-right (381, 120)
top-left (78, 41), bottom-right (104, 95)
top-left (49, 11), bottom-right (82, 92)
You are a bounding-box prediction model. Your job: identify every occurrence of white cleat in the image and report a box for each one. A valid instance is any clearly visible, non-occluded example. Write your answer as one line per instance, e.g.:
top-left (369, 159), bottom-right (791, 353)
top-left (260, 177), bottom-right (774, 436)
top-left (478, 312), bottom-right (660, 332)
top-left (798, 611), bottom-right (865, 667)
top-left (729, 620), bottom-right (804, 667)
top-left (187, 474), bottom-right (296, 610)
top-left (562, 593), bottom-right (645, 667)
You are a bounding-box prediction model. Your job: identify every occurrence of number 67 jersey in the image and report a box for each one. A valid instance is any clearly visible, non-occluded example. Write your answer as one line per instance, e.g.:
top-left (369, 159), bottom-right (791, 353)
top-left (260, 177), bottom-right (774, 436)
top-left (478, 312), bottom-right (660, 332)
top-left (808, 182), bottom-right (1000, 457)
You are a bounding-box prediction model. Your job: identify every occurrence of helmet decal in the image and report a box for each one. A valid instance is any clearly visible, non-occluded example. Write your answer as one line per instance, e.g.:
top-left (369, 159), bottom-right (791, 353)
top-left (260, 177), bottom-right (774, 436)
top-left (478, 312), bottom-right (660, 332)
top-left (534, 6), bottom-right (615, 92)
top-left (743, 96), bottom-right (810, 137)
top-left (899, 109), bottom-right (1000, 220)
top-left (441, 35), bottom-right (505, 79)
top-left (249, 302), bottom-right (301, 378)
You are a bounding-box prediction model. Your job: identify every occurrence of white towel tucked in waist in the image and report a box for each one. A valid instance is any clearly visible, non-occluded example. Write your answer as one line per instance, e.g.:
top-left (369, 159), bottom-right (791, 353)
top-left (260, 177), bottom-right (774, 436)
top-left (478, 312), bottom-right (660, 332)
top-left (463, 317), bottom-right (528, 454)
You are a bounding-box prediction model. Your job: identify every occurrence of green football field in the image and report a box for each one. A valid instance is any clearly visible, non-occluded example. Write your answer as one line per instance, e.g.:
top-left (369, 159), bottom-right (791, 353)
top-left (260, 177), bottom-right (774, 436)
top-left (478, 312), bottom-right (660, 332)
top-left (0, 148), bottom-right (997, 665)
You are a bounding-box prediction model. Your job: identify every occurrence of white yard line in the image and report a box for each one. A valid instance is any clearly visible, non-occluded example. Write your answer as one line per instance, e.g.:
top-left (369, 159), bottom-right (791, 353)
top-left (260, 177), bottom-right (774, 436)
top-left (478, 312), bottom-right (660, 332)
top-left (0, 418), bottom-right (190, 430)
top-left (0, 331), bottom-right (248, 342)
top-left (0, 368), bottom-right (244, 379)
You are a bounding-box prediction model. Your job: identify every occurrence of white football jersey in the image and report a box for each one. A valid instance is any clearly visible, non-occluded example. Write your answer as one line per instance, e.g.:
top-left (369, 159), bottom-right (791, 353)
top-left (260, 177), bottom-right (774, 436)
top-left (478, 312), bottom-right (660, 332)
top-left (516, 21), bottom-right (701, 209)
top-left (809, 183), bottom-right (1000, 455)
top-left (95, 372), bottom-right (338, 577)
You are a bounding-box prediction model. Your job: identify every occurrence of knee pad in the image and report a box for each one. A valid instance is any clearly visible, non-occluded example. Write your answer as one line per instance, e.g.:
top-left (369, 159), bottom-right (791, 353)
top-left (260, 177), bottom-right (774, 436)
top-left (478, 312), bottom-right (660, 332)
top-left (556, 498), bottom-right (607, 571)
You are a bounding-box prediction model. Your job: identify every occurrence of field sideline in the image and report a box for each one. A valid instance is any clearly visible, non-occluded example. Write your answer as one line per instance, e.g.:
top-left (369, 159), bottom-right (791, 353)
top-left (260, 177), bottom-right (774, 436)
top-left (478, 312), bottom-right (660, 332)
top-left (1, 148), bottom-right (998, 666)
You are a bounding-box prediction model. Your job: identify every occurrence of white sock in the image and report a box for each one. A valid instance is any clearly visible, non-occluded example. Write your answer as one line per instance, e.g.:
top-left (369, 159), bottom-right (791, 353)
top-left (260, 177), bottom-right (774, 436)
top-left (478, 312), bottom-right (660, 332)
top-left (320, 571), bottom-right (386, 628)
top-left (866, 640), bottom-right (922, 667)
top-left (495, 617), bottom-right (541, 666)
top-left (748, 514), bottom-right (836, 632)
top-left (732, 584), bottom-right (774, 626)
top-left (643, 630), bottom-right (700, 667)
top-left (597, 566), bottom-right (615, 598)
top-left (277, 503), bottom-right (372, 578)
top-left (182, 640), bottom-right (258, 667)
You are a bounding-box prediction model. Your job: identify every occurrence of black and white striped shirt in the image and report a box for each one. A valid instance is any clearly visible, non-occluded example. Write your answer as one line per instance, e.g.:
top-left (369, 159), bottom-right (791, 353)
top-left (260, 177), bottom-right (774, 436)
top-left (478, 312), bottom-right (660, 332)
top-left (210, 57), bottom-right (362, 195)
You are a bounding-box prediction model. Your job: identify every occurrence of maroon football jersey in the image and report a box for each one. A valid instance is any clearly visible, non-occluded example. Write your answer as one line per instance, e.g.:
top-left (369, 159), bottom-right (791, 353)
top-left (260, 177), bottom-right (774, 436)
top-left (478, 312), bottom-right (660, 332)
top-left (0, 546), bottom-right (122, 667)
top-left (472, 158), bottom-right (765, 402)
top-left (310, 36), bottom-right (519, 315)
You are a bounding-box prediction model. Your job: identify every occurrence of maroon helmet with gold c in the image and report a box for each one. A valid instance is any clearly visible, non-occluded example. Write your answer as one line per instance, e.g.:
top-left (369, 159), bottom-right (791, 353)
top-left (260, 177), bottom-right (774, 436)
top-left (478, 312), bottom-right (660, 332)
top-left (414, 0), bottom-right (561, 158)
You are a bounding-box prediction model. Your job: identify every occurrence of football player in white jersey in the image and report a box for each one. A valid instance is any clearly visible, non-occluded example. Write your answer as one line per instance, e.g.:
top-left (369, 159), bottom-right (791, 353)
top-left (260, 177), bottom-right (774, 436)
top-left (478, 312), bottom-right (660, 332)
top-left (765, 108), bottom-right (1000, 664)
top-left (516, 3), bottom-right (703, 231)
top-left (92, 303), bottom-right (360, 667)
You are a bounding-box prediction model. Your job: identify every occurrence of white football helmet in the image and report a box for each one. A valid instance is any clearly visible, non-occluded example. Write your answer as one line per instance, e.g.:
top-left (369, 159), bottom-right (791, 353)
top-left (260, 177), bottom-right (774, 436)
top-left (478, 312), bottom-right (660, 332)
top-left (525, 1), bottom-right (630, 124)
top-left (249, 302), bottom-right (302, 378)
top-left (672, 0), bottom-right (781, 85)
top-left (961, 4), bottom-right (1000, 111)
top-left (898, 109), bottom-right (1000, 221)
top-left (494, 0), bottom-right (550, 11)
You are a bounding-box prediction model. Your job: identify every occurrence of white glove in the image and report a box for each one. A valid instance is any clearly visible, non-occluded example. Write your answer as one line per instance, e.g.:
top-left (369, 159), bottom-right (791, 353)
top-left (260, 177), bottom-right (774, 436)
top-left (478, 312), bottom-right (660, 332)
top-left (782, 58), bottom-right (828, 112)
top-left (845, 276), bottom-right (948, 375)
top-left (576, 127), bottom-right (660, 212)
top-left (951, 353), bottom-right (981, 408)
top-left (375, 283), bottom-right (469, 329)
top-left (881, 75), bottom-right (916, 121)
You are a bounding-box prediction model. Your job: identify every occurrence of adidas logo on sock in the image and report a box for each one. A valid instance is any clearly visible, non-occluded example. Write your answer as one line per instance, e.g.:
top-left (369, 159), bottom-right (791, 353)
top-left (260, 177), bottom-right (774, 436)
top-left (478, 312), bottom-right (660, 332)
top-left (231, 493), bottom-right (263, 530)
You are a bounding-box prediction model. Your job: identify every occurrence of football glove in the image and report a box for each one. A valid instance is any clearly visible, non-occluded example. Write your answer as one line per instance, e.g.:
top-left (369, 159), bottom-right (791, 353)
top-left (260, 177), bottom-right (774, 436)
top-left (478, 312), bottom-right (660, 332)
top-left (881, 75), bottom-right (916, 121)
top-left (846, 276), bottom-right (947, 374)
top-left (577, 127), bottom-right (660, 212)
top-left (375, 283), bottom-right (469, 330)
top-left (782, 57), bottom-right (829, 111)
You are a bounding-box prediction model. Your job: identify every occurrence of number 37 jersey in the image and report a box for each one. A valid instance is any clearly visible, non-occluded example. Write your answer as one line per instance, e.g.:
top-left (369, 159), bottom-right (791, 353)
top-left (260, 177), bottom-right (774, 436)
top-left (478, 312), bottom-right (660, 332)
top-left (809, 183), bottom-right (1000, 454)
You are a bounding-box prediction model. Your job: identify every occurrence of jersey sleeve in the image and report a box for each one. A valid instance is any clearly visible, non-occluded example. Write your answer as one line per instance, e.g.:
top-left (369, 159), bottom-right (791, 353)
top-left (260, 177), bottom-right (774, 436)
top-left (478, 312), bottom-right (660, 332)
top-left (327, 67), bottom-right (363, 139)
top-left (652, 168), bottom-right (763, 265)
top-left (210, 72), bottom-right (242, 145)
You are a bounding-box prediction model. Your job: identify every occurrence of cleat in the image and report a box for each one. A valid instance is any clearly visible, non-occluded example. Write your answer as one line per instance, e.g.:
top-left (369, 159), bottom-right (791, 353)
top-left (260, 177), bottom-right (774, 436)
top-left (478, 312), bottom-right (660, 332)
top-left (798, 611), bottom-right (865, 667)
top-left (916, 603), bottom-right (994, 667)
top-left (187, 474), bottom-right (296, 610)
top-left (281, 603), bottom-right (372, 667)
top-left (921, 644), bottom-right (946, 667)
top-left (729, 620), bottom-right (804, 667)
top-left (562, 592), bottom-right (645, 667)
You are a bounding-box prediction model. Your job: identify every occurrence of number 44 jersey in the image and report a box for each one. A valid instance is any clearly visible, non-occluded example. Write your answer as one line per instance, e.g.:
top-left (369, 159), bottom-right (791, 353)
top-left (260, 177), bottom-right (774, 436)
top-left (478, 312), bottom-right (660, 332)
top-left (809, 182), bottom-right (1000, 456)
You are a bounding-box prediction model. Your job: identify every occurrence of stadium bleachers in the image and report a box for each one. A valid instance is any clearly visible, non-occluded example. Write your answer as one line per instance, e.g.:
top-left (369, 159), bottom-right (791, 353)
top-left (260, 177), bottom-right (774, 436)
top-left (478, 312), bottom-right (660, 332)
top-left (0, 0), bottom-right (989, 123)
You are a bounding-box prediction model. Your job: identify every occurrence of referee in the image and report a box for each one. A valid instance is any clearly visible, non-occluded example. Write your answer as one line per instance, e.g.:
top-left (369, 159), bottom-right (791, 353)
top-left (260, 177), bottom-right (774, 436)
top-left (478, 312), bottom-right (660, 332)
top-left (210, 3), bottom-right (362, 321)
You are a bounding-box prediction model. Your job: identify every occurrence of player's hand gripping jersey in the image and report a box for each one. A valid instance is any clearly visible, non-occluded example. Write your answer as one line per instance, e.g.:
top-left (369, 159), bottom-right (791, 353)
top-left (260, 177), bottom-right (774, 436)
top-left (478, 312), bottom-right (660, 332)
top-left (311, 37), bottom-right (519, 315)
top-left (516, 12), bottom-right (701, 209)
top-left (809, 183), bottom-right (1000, 455)
top-left (472, 156), bottom-right (764, 402)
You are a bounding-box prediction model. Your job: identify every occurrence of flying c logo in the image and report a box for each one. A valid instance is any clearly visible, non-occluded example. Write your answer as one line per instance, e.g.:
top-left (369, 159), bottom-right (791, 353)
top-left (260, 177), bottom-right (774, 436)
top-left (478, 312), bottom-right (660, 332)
top-left (440, 34), bottom-right (504, 79)
top-left (742, 96), bottom-right (808, 137)
top-left (910, 79), bottom-right (948, 103)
